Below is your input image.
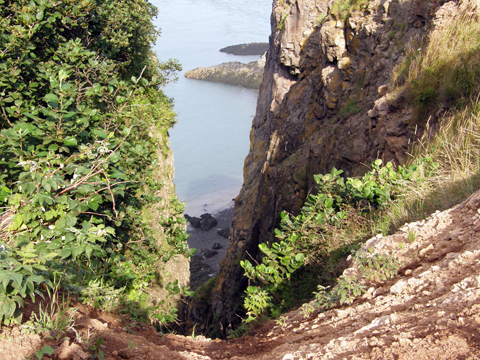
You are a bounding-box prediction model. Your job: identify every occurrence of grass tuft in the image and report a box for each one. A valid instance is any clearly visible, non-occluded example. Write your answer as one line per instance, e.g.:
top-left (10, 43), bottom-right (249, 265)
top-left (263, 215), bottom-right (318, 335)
top-left (330, 0), bottom-right (369, 21)
top-left (392, 1), bottom-right (480, 122)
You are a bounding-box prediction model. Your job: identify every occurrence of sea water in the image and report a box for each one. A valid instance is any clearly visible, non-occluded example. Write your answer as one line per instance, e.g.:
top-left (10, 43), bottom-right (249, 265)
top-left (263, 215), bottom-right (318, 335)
top-left (151, 0), bottom-right (272, 216)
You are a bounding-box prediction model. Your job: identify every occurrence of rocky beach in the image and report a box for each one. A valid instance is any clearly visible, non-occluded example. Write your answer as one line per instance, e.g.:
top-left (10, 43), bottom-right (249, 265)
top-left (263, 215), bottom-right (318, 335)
top-left (186, 207), bottom-right (234, 290)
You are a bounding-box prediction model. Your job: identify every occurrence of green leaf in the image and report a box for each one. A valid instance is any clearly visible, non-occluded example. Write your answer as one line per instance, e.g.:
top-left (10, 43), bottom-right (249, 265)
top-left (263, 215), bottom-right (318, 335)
top-left (88, 200), bottom-right (99, 211)
top-left (91, 128), bottom-right (107, 138)
top-left (55, 217), bottom-right (66, 230)
top-left (43, 252), bottom-right (58, 259)
top-left (1, 299), bottom-right (16, 319)
top-left (10, 273), bottom-right (23, 290)
top-left (65, 214), bottom-right (77, 227)
top-left (324, 197), bottom-right (334, 208)
top-left (0, 271), bottom-right (11, 289)
top-left (55, 195), bottom-right (68, 205)
top-left (85, 245), bottom-right (93, 259)
top-left (110, 169), bottom-right (126, 180)
top-left (44, 93), bottom-right (59, 104)
top-left (64, 137), bottom-right (77, 147)
top-left (60, 248), bottom-right (72, 259)
top-left (28, 275), bottom-right (45, 283)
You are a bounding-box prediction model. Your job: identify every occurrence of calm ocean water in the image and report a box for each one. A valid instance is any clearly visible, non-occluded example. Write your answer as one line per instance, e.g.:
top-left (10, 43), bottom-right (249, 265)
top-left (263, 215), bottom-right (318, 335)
top-left (151, 0), bottom-right (272, 216)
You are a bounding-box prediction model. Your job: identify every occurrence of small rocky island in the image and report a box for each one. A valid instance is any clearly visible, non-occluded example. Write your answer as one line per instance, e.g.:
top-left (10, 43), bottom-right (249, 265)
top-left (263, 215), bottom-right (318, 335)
top-left (184, 55), bottom-right (265, 90)
top-left (219, 42), bottom-right (269, 56)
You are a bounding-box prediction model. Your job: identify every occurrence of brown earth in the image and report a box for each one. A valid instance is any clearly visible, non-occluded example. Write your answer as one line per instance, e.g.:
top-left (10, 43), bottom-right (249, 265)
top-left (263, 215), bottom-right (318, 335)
top-left (3, 189), bottom-right (480, 359)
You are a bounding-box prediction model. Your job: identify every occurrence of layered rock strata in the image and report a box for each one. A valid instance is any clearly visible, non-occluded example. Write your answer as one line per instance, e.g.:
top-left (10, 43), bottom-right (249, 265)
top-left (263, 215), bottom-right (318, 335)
top-left (189, 0), bottom-right (452, 335)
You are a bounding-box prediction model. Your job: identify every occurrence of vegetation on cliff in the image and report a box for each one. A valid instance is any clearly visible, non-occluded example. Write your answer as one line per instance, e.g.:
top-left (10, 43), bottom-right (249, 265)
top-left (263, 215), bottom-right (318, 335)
top-left (392, 1), bottom-right (480, 122)
top-left (0, 0), bottom-right (191, 328)
top-left (237, 0), bottom-right (480, 331)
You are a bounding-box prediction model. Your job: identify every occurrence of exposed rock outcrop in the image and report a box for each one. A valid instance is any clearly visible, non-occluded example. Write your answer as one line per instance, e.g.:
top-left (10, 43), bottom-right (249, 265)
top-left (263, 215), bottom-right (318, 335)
top-left (184, 56), bottom-right (265, 89)
top-left (148, 130), bottom-right (190, 316)
top-left (189, 0), bottom-right (454, 336)
top-left (220, 42), bottom-right (270, 56)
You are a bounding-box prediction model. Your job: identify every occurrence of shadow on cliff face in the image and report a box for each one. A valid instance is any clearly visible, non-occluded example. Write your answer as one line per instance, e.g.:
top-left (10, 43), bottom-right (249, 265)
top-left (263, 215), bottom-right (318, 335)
top-left (187, 0), bottom-right (452, 338)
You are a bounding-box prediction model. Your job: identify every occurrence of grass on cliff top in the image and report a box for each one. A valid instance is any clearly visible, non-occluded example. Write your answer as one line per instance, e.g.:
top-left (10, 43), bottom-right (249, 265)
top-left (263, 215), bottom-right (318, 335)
top-left (381, 0), bottom-right (480, 228)
top-left (382, 99), bottom-right (480, 231)
top-left (392, 0), bottom-right (480, 123)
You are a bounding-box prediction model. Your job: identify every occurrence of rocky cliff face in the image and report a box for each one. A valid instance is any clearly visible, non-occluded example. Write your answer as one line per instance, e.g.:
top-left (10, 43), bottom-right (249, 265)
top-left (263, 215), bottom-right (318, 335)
top-left (189, 0), bottom-right (450, 335)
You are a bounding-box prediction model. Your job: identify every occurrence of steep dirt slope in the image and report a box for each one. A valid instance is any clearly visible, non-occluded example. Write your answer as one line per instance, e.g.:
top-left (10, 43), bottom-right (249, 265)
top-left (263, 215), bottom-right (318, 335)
top-left (4, 186), bottom-right (480, 359)
top-left (190, 0), bottom-right (456, 334)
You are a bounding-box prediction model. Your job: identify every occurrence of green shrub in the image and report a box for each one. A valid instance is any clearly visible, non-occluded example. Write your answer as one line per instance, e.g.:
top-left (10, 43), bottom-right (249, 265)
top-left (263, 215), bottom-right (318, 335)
top-left (240, 159), bottom-right (424, 321)
top-left (0, 0), bottom-right (188, 326)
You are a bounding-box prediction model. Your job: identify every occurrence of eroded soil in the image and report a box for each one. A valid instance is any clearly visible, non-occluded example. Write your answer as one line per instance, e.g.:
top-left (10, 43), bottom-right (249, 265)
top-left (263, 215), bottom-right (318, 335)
top-left (3, 190), bottom-right (480, 359)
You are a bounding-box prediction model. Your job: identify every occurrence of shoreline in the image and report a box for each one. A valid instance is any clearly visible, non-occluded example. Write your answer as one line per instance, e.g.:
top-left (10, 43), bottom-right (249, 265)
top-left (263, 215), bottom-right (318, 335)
top-left (186, 206), bottom-right (235, 290)
top-left (182, 186), bottom-right (239, 217)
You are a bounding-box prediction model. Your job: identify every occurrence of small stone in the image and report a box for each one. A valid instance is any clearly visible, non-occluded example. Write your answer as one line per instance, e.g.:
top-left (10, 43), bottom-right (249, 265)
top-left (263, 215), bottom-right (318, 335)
top-left (419, 244), bottom-right (434, 257)
top-left (112, 351), bottom-right (118, 357)
top-left (378, 84), bottom-right (389, 96)
top-left (202, 249), bottom-right (218, 258)
top-left (362, 287), bottom-right (375, 299)
top-left (391, 279), bottom-right (407, 295)
top-left (367, 109), bottom-right (377, 118)
top-left (217, 228), bottom-right (230, 238)
top-left (212, 242), bottom-right (223, 249)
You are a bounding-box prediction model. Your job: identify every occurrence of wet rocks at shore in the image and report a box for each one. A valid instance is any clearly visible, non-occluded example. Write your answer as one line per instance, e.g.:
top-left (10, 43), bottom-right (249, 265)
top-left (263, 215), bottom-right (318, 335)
top-left (186, 207), bottom-right (233, 291)
top-left (217, 228), bottom-right (229, 238)
top-left (185, 213), bottom-right (218, 231)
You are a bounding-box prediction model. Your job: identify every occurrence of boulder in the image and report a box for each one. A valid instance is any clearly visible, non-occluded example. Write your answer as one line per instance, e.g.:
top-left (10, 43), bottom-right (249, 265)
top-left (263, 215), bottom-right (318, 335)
top-left (200, 213), bottom-right (218, 231)
top-left (217, 228), bottom-right (230, 238)
top-left (185, 214), bottom-right (202, 228)
top-left (202, 249), bottom-right (218, 259)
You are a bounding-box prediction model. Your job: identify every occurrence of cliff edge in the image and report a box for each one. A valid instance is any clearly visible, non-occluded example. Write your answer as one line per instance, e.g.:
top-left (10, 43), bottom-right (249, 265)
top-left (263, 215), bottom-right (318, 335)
top-left (190, 0), bottom-right (457, 335)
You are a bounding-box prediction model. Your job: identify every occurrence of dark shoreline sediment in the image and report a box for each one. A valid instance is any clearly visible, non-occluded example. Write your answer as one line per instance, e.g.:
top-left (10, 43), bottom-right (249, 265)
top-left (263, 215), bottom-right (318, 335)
top-left (187, 206), bottom-right (234, 290)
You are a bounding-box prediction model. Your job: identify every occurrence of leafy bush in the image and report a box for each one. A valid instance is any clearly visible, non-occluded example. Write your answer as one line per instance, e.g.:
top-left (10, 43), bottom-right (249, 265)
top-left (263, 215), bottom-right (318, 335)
top-left (240, 159), bottom-right (420, 322)
top-left (0, 0), bottom-right (188, 325)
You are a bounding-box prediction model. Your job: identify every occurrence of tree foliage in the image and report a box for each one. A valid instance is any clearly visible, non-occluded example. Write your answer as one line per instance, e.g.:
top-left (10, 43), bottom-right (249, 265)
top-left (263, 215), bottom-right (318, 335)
top-left (0, 0), bottom-right (188, 325)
